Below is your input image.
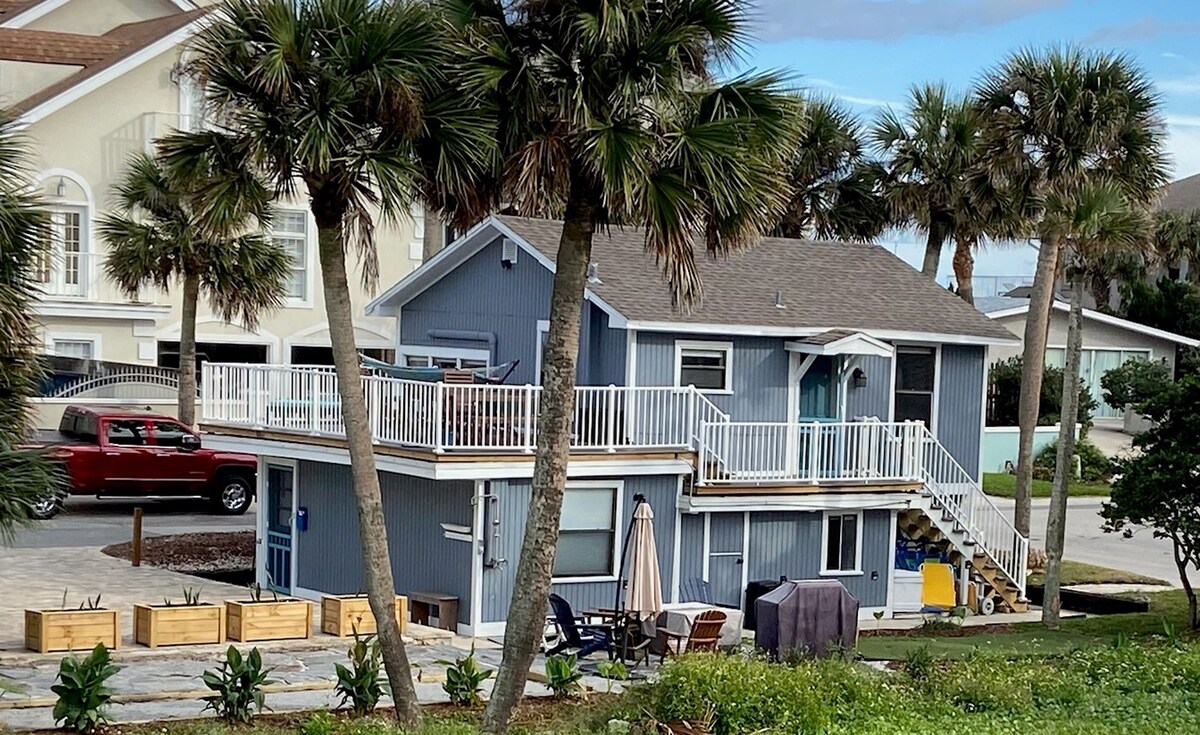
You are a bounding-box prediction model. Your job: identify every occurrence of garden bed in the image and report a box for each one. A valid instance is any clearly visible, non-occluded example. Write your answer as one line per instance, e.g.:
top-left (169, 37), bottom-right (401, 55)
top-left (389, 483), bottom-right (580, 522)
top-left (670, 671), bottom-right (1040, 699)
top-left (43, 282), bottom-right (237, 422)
top-left (102, 531), bottom-right (254, 583)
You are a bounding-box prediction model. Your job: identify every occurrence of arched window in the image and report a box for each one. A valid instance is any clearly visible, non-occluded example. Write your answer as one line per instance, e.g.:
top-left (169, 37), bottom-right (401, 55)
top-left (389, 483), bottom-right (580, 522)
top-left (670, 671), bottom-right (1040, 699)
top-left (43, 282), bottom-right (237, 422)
top-left (36, 170), bottom-right (92, 299)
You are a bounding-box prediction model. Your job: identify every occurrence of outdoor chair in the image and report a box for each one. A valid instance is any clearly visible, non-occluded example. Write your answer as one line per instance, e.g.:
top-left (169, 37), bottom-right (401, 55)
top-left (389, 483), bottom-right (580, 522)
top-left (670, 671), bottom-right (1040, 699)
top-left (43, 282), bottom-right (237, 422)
top-left (546, 594), bottom-right (614, 658)
top-left (658, 609), bottom-right (727, 660)
top-left (679, 578), bottom-right (713, 604)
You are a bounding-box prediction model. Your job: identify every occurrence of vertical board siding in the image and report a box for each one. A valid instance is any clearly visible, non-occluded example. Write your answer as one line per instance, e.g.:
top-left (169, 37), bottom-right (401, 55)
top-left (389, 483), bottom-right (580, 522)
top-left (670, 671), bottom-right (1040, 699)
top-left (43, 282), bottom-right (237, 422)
top-left (587, 306), bottom-right (628, 385)
top-left (401, 237), bottom-right (552, 385)
top-left (937, 345), bottom-right (985, 479)
top-left (845, 355), bottom-right (892, 420)
top-left (706, 513), bottom-right (745, 607)
top-left (678, 513), bottom-right (704, 584)
top-left (635, 331), bottom-right (789, 421)
top-left (295, 462), bottom-right (474, 623)
top-left (481, 475), bottom-right (680, 623)
top-left (742, 509), bottom-right (891, 607)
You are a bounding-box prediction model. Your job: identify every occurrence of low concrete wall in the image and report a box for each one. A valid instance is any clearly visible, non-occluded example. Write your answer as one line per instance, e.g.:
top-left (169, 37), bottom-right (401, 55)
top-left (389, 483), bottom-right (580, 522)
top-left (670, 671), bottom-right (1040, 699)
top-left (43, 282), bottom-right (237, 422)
top-left (28, 398), bottom-right (196, 429)
top-left (981, 424), bottom-right (1080, 474)
top-left (1123, 407), bottom-right (1154, 435)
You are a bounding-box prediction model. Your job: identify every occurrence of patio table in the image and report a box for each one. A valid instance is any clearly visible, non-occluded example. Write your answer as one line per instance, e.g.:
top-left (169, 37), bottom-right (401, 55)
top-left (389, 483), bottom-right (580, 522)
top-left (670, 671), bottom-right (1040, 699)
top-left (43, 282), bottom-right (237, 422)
top-left (642, 602), bottom-right (744, 650)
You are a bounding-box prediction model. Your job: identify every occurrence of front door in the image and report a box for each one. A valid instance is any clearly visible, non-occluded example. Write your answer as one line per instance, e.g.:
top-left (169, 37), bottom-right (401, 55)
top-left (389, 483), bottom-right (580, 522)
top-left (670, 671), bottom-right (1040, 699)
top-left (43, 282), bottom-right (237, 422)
top-left (707, 513), bottom-right (744, 608)
top-left (265, 464), bottom-right (294, 593)
top-left (797, 356), bottom-right (840, 478)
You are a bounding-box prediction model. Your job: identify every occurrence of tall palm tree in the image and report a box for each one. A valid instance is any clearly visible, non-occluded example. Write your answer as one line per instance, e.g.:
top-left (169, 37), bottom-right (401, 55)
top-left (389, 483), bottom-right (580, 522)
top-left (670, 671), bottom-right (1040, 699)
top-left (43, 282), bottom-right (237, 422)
top-left (948, 169), bottom-right (1028, 305)
top-left (442, 2), bottom-right (798, 731)
top-left (1040, 182), bottom-right (1151, 627)
top-left (0, 109), bottom-right (63, 539)
top-left (776, 97), bottom-right (889, 241)
top-left (975, 47), bottom-right (1169, 536)
top-left (100, 152), bottom-right (290, 433)
top-left (872, 83), bottom-right (981, 278)
top-left (1152, 209), bottom-right (1200, 281)
top-left (160, 1), bottom-right (491, 724)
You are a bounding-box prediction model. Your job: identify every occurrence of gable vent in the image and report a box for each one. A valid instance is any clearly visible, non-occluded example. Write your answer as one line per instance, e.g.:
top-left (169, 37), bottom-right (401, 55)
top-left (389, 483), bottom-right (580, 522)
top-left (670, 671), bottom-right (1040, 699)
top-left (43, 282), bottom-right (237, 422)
top-left (587, 262), bottom-right (603, 285)
top-left (501, 238), bottom-right (518, 268)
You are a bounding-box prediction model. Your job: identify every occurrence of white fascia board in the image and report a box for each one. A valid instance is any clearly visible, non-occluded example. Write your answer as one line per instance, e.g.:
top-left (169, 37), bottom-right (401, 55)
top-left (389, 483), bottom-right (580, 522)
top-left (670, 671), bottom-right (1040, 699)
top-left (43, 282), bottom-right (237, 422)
top-left (627, 320), bottom-right (1020, 346)
top-left (785, 333), bottom-right (895, 359)
top-left (984, 301), bottom-right (1200, 347)
top-left (1, 0), bottom-right (67, 28)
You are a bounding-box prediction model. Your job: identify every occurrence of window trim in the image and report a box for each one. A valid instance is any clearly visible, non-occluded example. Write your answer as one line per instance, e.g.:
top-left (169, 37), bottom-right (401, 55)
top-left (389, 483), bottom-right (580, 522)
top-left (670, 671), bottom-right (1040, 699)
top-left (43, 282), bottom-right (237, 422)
top-left (271, 207), bottom-right (315, 309)
top-left (396, 344), bottom-right (491, 370)
top-left (673, 340), bottom-right (734, 394)
top-left (534, 320), bottom-right (549, 386)
top-left (890, 344), bottom-right (939, 431)
top-left (45, 331), bottom-right (102, 360)
top-left (552, 479), bottom-right (625, 584)
top-left (820, 510), bottom-right (864, 577)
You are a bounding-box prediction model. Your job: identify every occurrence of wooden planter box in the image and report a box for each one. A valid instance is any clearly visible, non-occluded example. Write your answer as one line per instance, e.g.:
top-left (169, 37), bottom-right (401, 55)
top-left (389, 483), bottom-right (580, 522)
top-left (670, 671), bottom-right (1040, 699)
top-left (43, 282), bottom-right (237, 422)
top-left (133, 604), bottom-right (226, 648)
top-left (24, 609), bottom-right (119, 653)
top-left (225, 599), bottom-right (312, 642)
top-left (320, 595), bottom-right (408, 637)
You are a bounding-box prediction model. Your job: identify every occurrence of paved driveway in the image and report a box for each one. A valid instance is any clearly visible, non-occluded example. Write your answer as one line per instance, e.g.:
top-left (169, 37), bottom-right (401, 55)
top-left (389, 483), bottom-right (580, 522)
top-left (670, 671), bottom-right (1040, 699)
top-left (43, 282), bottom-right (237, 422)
top-left (10, 496), bottom-right (254, 549)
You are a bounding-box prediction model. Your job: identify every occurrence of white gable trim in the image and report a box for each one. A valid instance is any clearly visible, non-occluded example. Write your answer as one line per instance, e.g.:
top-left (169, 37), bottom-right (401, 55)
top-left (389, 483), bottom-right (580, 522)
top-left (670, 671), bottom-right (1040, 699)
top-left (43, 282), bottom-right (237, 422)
top-left (985, 301), bottom-right (1200, 347)
top-left (626, 320), bottom-right (1020, 347)
top-left (786, 332), bottom-right (895, 359)
top-left (17, 17), bottom-right (209, 125)
top-left (363, 215), bottom-right (629, 328)
top-left (3, 0), bottom-right (197, 27)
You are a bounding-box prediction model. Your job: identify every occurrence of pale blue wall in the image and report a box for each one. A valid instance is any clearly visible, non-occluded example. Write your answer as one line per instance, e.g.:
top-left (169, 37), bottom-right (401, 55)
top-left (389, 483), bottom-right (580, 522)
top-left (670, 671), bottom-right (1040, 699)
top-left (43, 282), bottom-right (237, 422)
top-left (936, 345), bottom-right (986, 479)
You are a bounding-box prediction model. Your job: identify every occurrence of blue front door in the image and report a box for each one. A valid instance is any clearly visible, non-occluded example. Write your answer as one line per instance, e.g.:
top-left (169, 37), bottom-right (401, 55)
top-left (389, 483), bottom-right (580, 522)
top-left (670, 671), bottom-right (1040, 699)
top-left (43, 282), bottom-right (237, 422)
top-left (265, 464), bottom-right (294, 593)
top-left (798, 357), bottom-right (841, 477)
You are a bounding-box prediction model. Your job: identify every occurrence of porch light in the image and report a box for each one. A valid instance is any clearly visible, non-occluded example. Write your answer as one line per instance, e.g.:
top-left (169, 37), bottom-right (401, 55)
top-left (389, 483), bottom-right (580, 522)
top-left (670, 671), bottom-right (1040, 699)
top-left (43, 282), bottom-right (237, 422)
top-left (852, 367), bottom-right (868, 388)
top-left (55, 177), bottom-right (66, 198)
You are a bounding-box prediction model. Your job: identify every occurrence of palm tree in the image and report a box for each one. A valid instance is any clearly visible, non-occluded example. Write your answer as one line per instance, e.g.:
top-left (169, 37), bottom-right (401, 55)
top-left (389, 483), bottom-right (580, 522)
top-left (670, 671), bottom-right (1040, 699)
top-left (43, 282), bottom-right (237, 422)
top-left (872, 83), bottom-right (981, 278)
top-left (776, 97), bottom-right (889, 241)
top-left (948, 169), bottom-right (1028, 305)
top-left (160, 1), bottom-right (491, 724)
top-left (442, 2), bottom-right (797, 731)
top-left (100, 152), bottom-right (290, 433)
top-left (1152, 209), bottom-right (1200, 281)
top-left (1040, 182), bottom-right (1151, 626)
top-left (975, 47), bottom-right (1169, 536)
top-left (0, 109), bottom-right (63, 539)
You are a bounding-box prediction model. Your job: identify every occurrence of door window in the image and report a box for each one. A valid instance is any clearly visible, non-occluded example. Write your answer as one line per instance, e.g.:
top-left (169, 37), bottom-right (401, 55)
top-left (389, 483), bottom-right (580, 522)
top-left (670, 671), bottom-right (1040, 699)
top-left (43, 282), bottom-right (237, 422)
top-left (151, 421), bottom-right (192, 447)
top-left (106, 420), bottom-right (147, 446)
top-left (267, 464), bottom-right (294, 533)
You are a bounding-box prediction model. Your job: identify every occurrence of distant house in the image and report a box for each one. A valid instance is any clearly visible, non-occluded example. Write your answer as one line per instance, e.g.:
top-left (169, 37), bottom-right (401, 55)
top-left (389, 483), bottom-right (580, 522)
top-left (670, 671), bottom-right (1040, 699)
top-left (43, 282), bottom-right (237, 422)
top-left (978, 296), bottom-right (1199, 419)
top-left (197, 216), bottom-right (1030, 635)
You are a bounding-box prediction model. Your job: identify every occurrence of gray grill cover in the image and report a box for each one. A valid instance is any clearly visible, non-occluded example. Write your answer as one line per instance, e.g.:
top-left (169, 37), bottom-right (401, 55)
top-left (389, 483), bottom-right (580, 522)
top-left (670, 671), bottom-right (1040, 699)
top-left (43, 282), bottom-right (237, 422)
top-left (753, 580), bottom-right (859, 659)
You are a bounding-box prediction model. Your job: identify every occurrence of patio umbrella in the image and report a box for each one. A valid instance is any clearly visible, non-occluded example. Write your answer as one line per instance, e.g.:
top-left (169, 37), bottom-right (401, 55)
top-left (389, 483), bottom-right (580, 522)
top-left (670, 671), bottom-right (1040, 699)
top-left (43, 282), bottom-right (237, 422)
top-left (624, 501), bottom-right (663, 618)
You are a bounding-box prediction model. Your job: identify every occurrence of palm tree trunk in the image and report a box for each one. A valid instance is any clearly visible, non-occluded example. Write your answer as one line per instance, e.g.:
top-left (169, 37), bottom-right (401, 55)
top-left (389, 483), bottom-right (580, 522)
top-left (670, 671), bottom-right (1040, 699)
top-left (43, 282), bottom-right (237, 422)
top-left (1013, 234), bottom-right (1063, 536)
top-left (1042, 268), bottom-right (1083, 628)
top-left (481, 194), bottom-right (596, 734)
top-left (313, 213), bottom-right (422, 726)
top-left (952, 236), bottom-right (976, 305)
top-left (177, 273), bottom-right (199, 426)
top-left (921, 221), bottom-right (945, 278)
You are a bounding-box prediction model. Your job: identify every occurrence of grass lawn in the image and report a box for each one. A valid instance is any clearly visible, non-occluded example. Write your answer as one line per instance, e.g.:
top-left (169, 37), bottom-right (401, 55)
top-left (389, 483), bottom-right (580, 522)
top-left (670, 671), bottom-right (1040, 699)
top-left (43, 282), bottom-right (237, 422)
top-left (857, 587), bottom-right (1188, 660)
top-left (1027, 559), bottom-right (1172, 587)
top-left (982, 472), bottom-right (1110, 498)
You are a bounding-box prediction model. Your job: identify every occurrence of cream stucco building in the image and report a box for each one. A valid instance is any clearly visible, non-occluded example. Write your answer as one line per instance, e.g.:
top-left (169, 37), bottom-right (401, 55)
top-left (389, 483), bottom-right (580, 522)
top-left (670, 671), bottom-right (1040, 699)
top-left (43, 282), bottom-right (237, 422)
top-left (2, 0), bottom-right (423, 375)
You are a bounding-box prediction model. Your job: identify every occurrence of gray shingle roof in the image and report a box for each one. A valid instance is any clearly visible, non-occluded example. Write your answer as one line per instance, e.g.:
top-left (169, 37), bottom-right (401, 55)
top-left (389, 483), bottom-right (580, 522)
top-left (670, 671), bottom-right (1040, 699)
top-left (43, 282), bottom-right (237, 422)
top-left (1161, 173), bottom-right (1200, 213)
top-left (975, 296), bottom-right (1029, 314)
top-left (498, 216), bottom-right (1016, 343)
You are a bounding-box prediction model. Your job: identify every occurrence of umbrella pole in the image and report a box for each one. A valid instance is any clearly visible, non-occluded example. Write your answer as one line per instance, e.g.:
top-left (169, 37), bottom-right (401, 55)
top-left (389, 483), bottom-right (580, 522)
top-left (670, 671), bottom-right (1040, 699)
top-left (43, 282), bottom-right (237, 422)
top-left (614, 494), bottom-right (646, 660)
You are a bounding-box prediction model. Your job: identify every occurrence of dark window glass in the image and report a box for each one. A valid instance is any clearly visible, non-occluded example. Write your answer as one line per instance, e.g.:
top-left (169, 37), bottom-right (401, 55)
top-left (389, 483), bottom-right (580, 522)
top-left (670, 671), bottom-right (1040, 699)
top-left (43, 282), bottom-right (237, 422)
top-left (894, 348), bottom-right (936, 426)
top-left (152, 421), bottom-right (191, 447)
top-left (554, 487), bottom-right (617, 577)
top-left (825, 513), bottom-right (859, 571)
top-left (679, 348), bottom-right (729, 390)
top-left (106, 420), bottom-right (146, 446)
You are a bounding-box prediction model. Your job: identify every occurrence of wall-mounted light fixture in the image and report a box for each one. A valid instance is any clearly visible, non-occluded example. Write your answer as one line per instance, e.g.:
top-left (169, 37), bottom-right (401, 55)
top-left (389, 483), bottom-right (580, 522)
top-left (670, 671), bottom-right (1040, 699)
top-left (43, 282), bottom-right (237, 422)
top-left (852, 367), bottom-right (868, 389)
top-left (55, 177), bottom-right (66, 198)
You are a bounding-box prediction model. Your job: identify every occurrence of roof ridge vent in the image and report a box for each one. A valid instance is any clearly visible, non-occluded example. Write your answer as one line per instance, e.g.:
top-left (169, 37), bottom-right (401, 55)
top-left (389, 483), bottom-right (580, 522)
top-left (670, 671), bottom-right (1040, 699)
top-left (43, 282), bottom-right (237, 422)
top-left (587, 262), bottom-right (603, 285)
top-left (774, 290), bottom-right (786, 309)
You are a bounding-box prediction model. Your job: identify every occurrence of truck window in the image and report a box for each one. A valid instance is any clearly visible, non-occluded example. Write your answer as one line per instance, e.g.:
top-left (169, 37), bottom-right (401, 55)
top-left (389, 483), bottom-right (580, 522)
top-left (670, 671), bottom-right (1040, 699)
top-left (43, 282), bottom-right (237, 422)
top-left (106, 420), bottom-right (147, 446)
top-left (59, 411), bottom-right (99, 442)
top-left (151, 421), bottom-right (191, 447)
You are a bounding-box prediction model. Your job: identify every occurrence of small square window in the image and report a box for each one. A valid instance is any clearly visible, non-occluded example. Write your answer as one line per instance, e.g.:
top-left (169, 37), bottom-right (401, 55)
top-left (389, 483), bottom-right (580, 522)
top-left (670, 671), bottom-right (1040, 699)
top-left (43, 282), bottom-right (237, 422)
top-left (675, 341), bottom-right (732, 392)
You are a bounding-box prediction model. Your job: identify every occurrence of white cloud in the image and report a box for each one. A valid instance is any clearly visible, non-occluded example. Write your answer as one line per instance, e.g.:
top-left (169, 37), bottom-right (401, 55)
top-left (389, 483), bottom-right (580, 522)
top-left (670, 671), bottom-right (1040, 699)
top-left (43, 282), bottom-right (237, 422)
top-left (1167, 122), bottom-right (1200, 179)
top-left (753, 0), bottom-right (1066, 42)
top-left (1162, 52), bottom-right (1185, 60)
top-left (838, 94), bottom-right (899, 108)
top-left (804, 77), bottom-right (844, 90)
top-left (1159, 76), bottom-right (1200, 94)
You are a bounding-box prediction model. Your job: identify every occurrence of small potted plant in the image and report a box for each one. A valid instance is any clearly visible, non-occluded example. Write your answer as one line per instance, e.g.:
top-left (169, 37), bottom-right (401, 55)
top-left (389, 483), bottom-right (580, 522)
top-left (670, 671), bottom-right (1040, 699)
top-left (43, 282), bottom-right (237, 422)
top-left (133, 586), bottom-right (225, 648)
top-left (225, 583), bottom-right (312, 642)
top-left (25, 591), bottom-right (119, 653)
top-left (320, 593), bottom-right (408, 637)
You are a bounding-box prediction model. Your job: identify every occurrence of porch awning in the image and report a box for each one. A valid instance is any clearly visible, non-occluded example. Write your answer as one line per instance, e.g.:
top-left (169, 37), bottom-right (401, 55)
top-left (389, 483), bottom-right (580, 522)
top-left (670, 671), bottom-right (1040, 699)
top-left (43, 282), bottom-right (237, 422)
top-left (785, 330), bottom-right (894, 359)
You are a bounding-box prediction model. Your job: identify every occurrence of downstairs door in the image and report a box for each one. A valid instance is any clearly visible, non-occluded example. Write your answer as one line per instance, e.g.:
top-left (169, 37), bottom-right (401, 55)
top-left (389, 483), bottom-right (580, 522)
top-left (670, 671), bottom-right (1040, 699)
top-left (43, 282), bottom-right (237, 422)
top-left (707, 513), bottom-right (744, 608)
top-left (264, 463), bottom-right (294, 593)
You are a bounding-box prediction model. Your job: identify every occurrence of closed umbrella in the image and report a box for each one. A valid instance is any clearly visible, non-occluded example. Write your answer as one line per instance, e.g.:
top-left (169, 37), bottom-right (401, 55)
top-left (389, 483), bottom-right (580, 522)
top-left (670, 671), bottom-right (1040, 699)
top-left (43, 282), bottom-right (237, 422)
top-left (624, 501), bottom-right (663, 618)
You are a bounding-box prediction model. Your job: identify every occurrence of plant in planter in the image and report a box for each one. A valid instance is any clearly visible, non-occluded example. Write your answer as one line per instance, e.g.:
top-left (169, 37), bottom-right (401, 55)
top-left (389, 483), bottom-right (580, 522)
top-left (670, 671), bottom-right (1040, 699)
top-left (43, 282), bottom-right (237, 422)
top-left (25, 590), bottom-right (119, 654)
top-left (134, 586), bottom-right (226, 648)
top-left (51, 643), bottom-right (120, 734)
top-left (225, 583), bottom-right (312, 642)
top-left (320, 593), bottom-right (408, 637)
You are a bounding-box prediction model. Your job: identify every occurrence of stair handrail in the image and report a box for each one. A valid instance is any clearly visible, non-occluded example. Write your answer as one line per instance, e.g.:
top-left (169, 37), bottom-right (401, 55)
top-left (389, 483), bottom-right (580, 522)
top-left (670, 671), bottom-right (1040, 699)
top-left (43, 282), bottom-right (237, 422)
top-left (916, 425), bottom-right (1028, 596)
top-left (688, 389), bottom-right (729, 484)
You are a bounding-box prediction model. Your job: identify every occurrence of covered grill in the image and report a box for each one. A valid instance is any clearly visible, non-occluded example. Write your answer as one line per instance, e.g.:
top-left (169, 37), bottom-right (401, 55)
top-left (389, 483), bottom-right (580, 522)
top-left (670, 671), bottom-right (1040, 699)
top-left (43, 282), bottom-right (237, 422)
top-left (753, 580), bottom-right (859, 659)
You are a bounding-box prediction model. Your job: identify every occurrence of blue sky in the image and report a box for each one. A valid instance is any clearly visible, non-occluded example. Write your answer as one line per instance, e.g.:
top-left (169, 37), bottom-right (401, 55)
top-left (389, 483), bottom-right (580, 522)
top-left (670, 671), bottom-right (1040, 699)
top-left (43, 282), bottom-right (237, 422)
top-left (741, 0), bottom-right (1200, 284)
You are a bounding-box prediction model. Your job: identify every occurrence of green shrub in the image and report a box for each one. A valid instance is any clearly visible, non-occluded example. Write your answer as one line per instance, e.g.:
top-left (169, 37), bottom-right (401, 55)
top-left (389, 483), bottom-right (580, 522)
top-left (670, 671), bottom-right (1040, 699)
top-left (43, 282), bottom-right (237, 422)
top-left (201, 646), bottom-right (273, 723)
top-left (544, 654), bottom-right (583, 699)
top-left (1101, 358), bottom-right (1172, 411)
top-left (987, 357), bottom-right (1097, 428)
top-left (335, 632), bottom-right (389, 715)
top-left (51, 643), bottom-right (120, 734)
top-left (1033, 438), bottom-right (1113, 482)
top-left (437, 646), bottom-right (492, 706)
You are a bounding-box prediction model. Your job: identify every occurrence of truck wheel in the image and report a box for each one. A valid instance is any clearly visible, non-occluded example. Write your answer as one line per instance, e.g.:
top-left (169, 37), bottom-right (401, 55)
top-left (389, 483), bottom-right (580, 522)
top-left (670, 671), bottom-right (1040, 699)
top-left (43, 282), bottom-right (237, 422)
top-left (29, 494), bottom-right (62, 520)
top-left (211, 475), bottom-right (253, 515)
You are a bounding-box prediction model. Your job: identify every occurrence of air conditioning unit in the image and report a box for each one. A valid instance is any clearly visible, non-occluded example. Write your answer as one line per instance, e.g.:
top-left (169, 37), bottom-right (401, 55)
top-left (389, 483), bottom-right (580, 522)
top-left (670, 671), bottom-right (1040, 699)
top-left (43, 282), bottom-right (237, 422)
top-left (501, 238), bottom-right (518, 268)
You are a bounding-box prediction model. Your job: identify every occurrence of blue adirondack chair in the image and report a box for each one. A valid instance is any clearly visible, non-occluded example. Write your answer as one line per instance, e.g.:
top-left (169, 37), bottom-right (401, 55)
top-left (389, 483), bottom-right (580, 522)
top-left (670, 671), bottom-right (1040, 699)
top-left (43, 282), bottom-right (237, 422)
top-left (546, 594), bottom-right (614, 658)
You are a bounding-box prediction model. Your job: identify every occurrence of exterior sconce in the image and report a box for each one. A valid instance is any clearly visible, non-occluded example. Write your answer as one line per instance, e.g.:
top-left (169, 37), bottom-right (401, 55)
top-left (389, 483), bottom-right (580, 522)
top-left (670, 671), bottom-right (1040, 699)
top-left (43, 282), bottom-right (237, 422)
top-left (852, 368), bottom-right (868, 389)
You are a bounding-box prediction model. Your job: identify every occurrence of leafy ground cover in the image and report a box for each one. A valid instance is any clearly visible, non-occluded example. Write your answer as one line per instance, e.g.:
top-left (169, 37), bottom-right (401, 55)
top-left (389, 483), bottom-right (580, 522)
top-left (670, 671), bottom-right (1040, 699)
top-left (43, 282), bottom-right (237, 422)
top-left (982, 472), bottom-right (1110, 498)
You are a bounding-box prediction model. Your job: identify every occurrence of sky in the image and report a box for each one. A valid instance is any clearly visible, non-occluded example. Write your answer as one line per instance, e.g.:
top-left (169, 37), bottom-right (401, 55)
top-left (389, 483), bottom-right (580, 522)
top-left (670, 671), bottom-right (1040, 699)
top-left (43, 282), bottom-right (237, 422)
top-left (740, 0), bottom-right (1200, 286)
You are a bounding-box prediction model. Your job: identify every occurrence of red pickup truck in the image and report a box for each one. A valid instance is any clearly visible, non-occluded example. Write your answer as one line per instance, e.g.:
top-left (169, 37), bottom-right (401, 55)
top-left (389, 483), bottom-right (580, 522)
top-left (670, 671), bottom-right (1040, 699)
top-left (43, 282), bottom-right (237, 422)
top-left (29, 405), bottom-right (257, 519)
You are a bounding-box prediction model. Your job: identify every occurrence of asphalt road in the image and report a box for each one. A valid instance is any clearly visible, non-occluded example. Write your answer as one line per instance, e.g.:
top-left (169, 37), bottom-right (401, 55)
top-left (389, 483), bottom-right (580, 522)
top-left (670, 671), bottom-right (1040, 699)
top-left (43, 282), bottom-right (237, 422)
top-left (992, 496), bottom-right (1186, 586)
top-left (9, 496), bottom-right (255, 549)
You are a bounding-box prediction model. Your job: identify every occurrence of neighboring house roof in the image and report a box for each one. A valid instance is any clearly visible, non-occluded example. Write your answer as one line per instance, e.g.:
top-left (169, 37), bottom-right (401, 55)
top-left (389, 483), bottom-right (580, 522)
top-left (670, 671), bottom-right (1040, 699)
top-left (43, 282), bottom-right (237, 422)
top-left (1161, 172), bottom-right (1200, 213)
top-left (978, 297), bottom-right (1200, 347)
top-left (8, 6), bottom-right (211, 119)
top-left (0, 0), bottom-right (42, 19)
top-left (369, 215), bottom-right (1019, 345)
top-left (0, 1), bottom-right (198, 27)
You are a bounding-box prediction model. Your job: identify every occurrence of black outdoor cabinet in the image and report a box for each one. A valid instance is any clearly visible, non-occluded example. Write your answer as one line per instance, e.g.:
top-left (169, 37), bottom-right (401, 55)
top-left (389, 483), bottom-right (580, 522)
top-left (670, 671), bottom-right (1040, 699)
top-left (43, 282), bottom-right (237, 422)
top-left (744, 578), bottom-right (786, 631)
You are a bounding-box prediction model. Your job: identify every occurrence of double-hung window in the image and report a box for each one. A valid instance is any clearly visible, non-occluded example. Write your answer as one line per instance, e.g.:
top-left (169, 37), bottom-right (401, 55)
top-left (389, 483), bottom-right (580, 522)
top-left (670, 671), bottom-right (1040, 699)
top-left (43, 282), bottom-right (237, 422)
top-left (553, 484), bottom-right (619, 579)
top-left (272, 210), bottom-right (309, 302)
top-left (894, 346), bottom-right (936, 427)
top-left (822, 511), bottom-right (861, 575)
top-left (675, 341), bottom-right (733, 392)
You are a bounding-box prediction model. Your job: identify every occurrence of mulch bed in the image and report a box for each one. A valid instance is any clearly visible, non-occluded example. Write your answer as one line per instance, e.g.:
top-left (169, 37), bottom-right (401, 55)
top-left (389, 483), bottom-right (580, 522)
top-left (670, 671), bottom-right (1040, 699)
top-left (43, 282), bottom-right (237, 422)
top-left (860, 623), bottom-right (1016, 638)
top-left (102, 531), bottom-right (255, 577)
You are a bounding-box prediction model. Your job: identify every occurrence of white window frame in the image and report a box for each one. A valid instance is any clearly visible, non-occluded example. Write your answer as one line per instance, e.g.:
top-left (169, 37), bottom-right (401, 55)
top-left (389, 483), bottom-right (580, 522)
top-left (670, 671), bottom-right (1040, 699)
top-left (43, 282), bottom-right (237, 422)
top-left (45, 331), bottom-right (102, 360)
top-left (270, 207), bottom-right (315, 308)
top-left (673, 340), bottom-right (734, 394)
top-left (534, 320), bottom-right (550, 386)
top-left (890, 344), bottom-right (939, 431)
top-left (396, 344), bottom-right (490, 369)
top-left (552, 479), bottom-right (624, 584)
top-left (820, 510), bottom-right (863, 577)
